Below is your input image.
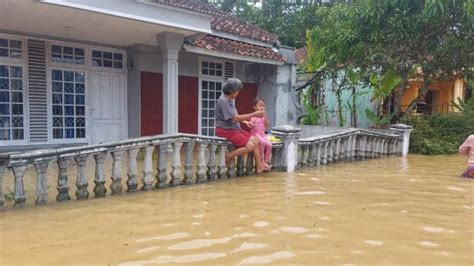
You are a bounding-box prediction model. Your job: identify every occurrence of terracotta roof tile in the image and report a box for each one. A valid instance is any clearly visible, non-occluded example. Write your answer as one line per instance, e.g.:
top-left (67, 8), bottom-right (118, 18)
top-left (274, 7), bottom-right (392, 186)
top-left (152, 0), bottom-right (278, 43)
top-left (186, 35), bottom-right (286, 62)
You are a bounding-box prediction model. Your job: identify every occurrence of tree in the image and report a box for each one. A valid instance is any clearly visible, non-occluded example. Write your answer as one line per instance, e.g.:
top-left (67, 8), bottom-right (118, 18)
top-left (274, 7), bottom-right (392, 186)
top-left (204, 0), bottom-right (324, 48)
top-left (306, 0), bottom-right (474, 121)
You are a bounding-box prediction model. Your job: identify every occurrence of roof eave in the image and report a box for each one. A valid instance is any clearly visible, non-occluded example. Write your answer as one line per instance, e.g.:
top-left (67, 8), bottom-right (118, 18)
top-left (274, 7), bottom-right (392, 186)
top-left (183, 44), bottom-right (285, 66)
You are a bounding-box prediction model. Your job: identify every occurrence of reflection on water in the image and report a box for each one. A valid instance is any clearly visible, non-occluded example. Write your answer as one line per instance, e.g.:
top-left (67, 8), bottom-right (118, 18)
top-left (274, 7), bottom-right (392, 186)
top-left (1, 155), bottom-right (473, 265)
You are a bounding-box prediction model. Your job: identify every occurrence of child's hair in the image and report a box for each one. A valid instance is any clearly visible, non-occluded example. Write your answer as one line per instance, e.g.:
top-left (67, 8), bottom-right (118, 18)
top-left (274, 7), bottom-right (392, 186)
top-left (254, 97), bottom-right (265, 106)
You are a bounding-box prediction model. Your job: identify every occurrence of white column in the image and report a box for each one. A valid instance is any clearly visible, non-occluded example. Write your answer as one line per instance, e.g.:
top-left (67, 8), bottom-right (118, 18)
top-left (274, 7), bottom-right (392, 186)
top-left (158, 32), bottom-right (184, 134)
top-left (390, 124), bottom-right (413, 157)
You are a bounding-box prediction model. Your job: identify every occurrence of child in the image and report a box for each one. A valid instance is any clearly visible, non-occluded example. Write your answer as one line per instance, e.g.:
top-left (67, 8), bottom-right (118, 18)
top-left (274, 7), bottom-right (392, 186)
top-left (215, 78), bottom-right (266, 173)
top-left (245, 98), bottom-right (272, 171)
top-left (459, 134), bottom-right (474, 178)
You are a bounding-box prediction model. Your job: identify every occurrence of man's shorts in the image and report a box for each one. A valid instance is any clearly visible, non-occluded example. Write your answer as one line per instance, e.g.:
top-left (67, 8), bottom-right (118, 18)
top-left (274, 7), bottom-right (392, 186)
top-left (216, 127), bottom-right (251, 147)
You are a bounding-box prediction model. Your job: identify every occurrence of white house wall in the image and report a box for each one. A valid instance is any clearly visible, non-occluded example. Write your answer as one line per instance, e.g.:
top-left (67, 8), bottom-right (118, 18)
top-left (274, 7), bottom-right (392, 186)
top-left (0, 32), bottom-right (128, 150)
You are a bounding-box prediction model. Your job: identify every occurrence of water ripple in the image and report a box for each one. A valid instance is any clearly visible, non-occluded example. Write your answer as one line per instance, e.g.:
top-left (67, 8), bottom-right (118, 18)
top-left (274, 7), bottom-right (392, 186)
top-left (239, 251), bottom-right (295, 265)
top-left (119, 252), bottom-right (226, 265)
top-left (168, 233), bottom-right (256, 250)
top-left (136, 232), bottom-right (189, 242)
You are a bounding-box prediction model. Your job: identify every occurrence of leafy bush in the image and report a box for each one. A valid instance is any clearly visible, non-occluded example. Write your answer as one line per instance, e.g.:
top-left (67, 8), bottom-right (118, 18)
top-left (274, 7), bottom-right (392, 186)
top-left (401, 112), bottom-right (474, 155)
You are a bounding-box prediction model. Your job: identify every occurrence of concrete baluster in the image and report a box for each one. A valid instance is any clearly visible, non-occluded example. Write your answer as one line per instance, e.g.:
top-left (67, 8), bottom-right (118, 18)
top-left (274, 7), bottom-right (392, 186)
top-left (183, 142), bottom-right (195, 185)
top-left (12, 163), bottom-right (27, 207)
top-left (170, 142), bottom-right (183, 186)
top-left (236, 155), bottom-right (245, 176)
top-left (351, 134), bottom-right (357, 160)
top-left (227, 146), bottom-right (236, 178)
top-left (34, 159), bottom-right (50, 205)
top-left (155, 144), bottom-right (168, 189)
top-left (56, 157), bottom-right (71, 201)
top-left (356, 135), bottom-right (363, 160)
top-left (196, 143), bottom-right (208, 183)
top-left (207, 144), bottom-right (217, 180)
top-left (93, 152), bottom-right (107, 197)
top-left (377, 138), bottom-right (383, 157)
top-left (381, 139), bottom-right (387, 156)
top-left (303, 144), bottom-right (311, 167)
top-left (246, 153), bottom-right (254, 175)
top-left (335, 138), bottom-right (342, 161)
top-left (345, 136), bottom-right (352, 161)
top-left (142, 146), bottom-right (155, 190)
top-left (75, 155), bottom-right (89, 200)
top-left (111, 151), bottom-right (124, 194)
top-left (321, 141), bottom-right (328, 165)
top-left (126, 149), bottom-right (139, 192)
top-left (217, 145), bottom-right (228, 179)
top-left (11, 163), bottom-right (27, 207)
top-left (309, 143), bottom-right (317, 167)
top-left (328, 139), bottom-right (335, 163)
top-left (362, 135), bottom-right (369, 159)
top-left (315, 142), bottom-right (322, 166)
top-left (367, 136), bottom-right (374, 159)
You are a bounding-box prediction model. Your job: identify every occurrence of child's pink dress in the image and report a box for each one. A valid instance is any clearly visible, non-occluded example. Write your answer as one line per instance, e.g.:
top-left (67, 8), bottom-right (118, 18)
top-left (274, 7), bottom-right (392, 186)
top-left (459, 135), bottom-right (474, 178)
top-left (250, 117), bottom-right (272, 169)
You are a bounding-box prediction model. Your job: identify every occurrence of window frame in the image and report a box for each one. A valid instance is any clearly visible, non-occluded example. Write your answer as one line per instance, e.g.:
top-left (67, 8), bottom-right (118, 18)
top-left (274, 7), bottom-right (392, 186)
top-left (91, 49), bottom-right (125, 71)
top-left (0, 63), bottom-right (29, 144)
top-left (198, 57), bottom-right (228, 136)
top-left (0, 35), bottom-right (25, 62)
top-left (0, 33), bottom-right (29, 145)
top-left (46, 67), bottom-right (88, 144)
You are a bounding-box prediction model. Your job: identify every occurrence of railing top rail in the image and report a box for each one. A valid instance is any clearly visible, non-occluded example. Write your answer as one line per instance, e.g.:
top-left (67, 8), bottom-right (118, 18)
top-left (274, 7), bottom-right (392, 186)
top-left (298, 128), bottom-right (401, 144)
top-left (1, 133), bottom-right (231, 164)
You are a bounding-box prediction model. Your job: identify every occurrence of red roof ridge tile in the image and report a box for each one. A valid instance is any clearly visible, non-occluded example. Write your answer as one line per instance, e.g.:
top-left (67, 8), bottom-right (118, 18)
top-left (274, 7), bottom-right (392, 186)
top-left (151, 0), bottom-right (278, 43)
top-left (185, 34), bottom-right (286, 62)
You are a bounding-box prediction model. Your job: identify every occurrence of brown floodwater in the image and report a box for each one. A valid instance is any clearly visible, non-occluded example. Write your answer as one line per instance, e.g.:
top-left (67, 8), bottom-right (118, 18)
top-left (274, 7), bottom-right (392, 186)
top-left (0, 154), bottom-right (473, 265)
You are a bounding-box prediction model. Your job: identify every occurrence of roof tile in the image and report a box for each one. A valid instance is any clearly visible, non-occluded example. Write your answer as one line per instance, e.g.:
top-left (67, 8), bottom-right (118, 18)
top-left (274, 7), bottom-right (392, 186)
top-left (186, 35), bottom-right (286, 62)
top-left (152, 0), bottom-right (277, 43)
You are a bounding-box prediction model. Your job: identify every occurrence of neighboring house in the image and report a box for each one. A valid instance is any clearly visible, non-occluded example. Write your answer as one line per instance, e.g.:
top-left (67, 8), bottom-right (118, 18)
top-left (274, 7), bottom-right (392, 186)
top-left (400, 78), bottom-right (466, 115)
top-left (0, 0), bottom-right (298, 151)
top-left (295, 47), bottom-right (375, 128)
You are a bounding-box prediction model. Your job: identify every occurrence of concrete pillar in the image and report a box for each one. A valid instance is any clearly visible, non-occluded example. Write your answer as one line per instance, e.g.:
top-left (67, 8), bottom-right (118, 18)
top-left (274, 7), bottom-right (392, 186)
top-left (389, 124), bottom-right (413, 157)
top-left (271, 125), bottom-right (302, 172)
top-left (158, 32), bottom-right (184, 134)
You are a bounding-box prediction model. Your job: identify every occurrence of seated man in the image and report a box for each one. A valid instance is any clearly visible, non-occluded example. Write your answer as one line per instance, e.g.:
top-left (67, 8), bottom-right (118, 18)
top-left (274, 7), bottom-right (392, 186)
top-left (215, 78), bottom-right (266, 173)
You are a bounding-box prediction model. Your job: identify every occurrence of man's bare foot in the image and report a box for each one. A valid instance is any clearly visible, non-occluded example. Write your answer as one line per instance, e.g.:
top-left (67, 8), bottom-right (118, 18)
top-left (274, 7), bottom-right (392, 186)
top-left (256, 167), bottom-right (265, 174)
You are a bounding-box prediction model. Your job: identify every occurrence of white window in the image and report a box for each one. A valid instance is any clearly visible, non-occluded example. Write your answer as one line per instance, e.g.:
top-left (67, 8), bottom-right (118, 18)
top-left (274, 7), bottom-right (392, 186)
top-left (0, 64), bottom-right (24, 140)
top-left (51, 45), bottom-right (85, 65)
top-left (202, 61), bottom-right (223, 77)
top-left (51, 69), bottom-right (86, 139)
top-left (201, 80), bottom-right (222, 136)
top-left (0, 38), bottom-right (22, 59)
top-left (199, 59), bottom-right (235, 136)
top-left (92, 50), bottom-right (123, 69)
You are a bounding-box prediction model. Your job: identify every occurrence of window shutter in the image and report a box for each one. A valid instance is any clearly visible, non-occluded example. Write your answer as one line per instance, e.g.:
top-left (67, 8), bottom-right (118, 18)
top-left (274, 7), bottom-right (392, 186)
top-left (224, 62), bottom-right (235, 80)
top-left (27, 39), bottom-right (48, 142)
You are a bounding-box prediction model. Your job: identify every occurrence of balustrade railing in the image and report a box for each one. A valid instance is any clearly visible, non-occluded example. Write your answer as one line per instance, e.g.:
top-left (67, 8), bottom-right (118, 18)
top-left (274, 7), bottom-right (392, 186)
top-left (0, 124), bottom-right (412, 211)
top-left (296, 129), bottom-right (401, 168)
top-left (0, 133), bottom-right (259, 210)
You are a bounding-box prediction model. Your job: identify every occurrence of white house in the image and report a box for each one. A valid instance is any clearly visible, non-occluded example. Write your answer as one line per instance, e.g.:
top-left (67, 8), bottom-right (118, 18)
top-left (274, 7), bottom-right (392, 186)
top-left (0, 0), bottom-right (299, 151)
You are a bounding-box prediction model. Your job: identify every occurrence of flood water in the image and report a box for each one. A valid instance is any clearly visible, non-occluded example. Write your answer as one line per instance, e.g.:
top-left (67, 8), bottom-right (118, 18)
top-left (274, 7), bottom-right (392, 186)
top-left (1, 155), bottom-right (473, 265)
